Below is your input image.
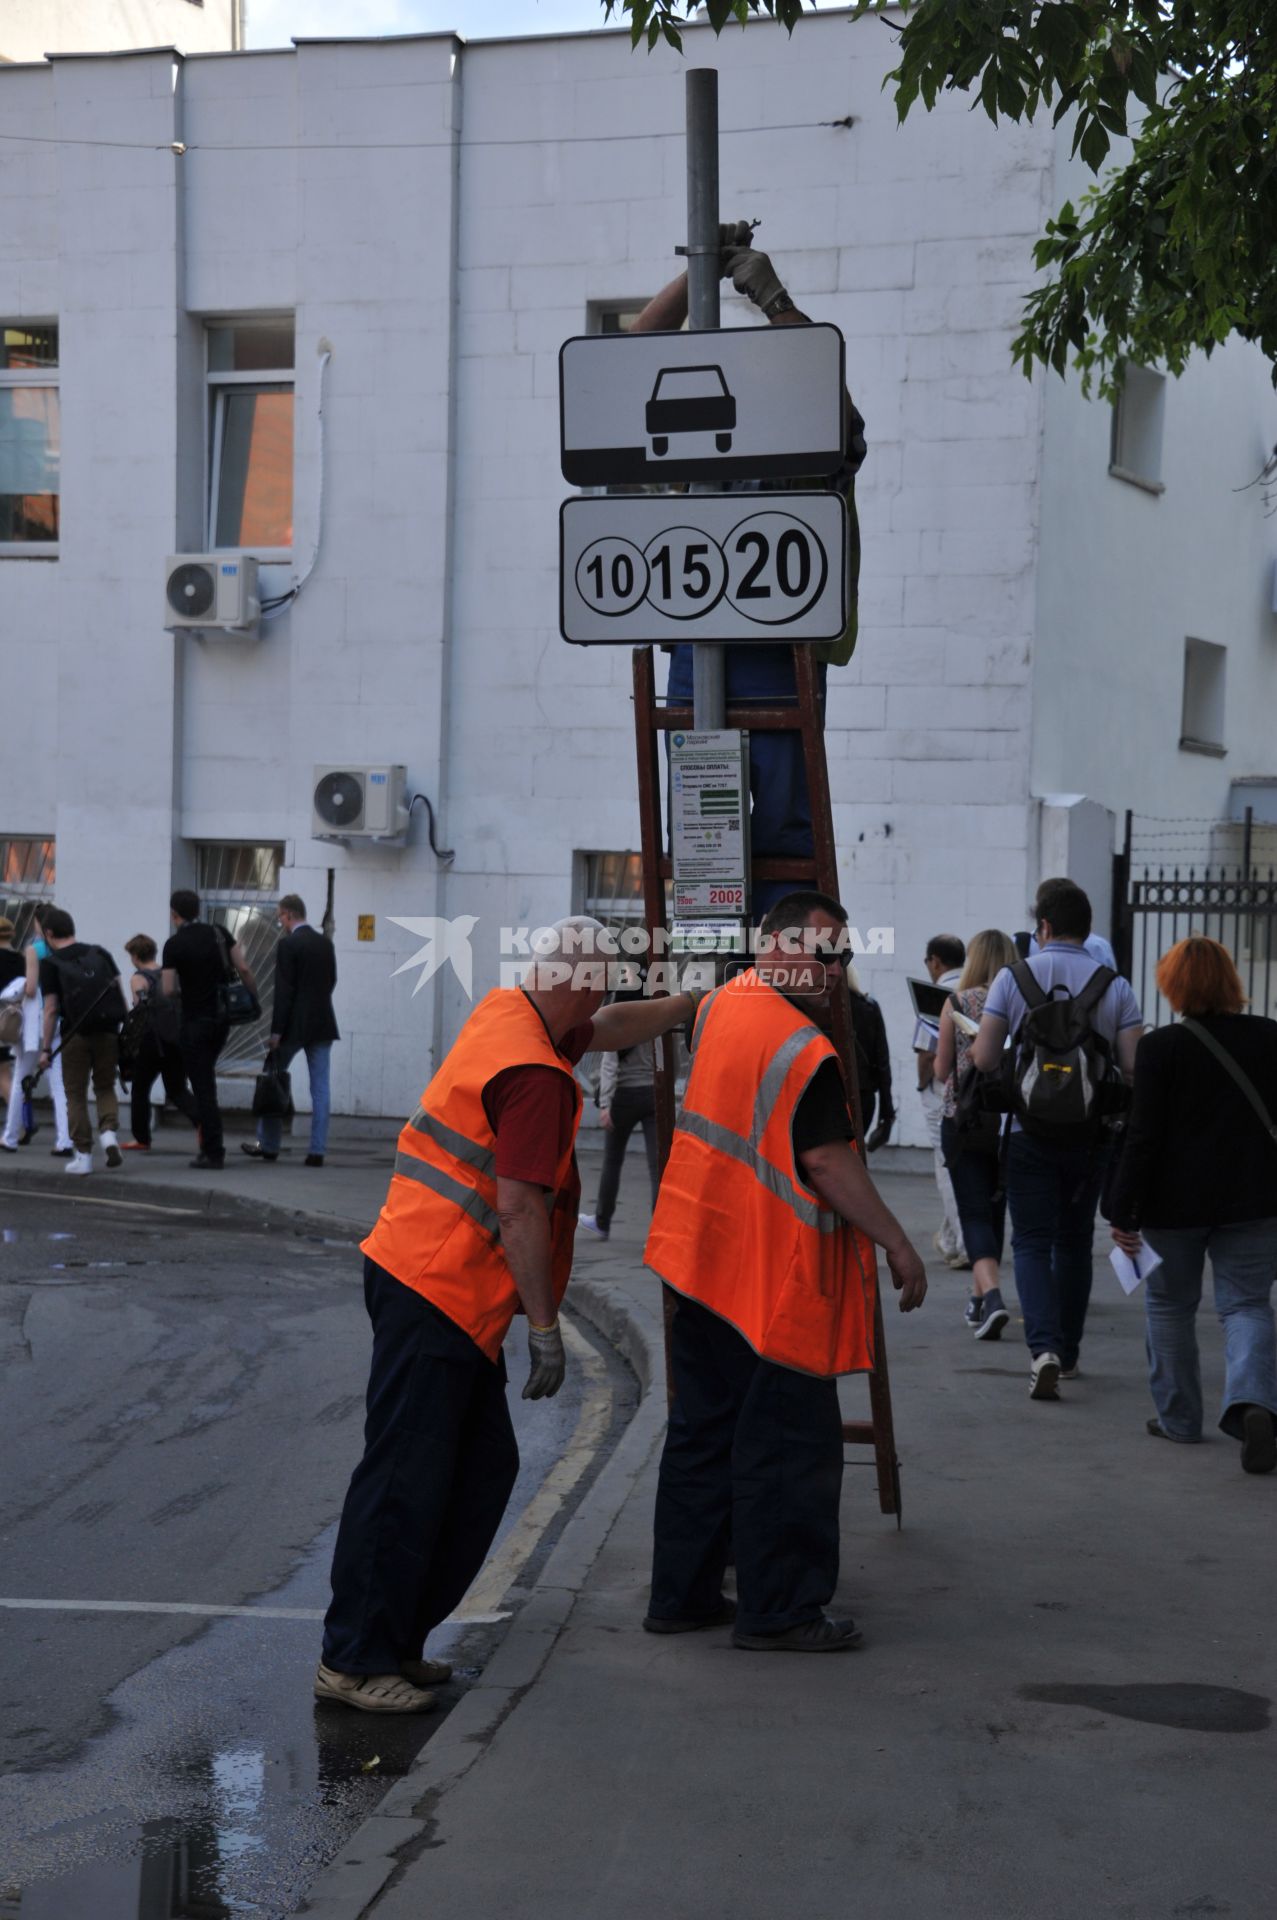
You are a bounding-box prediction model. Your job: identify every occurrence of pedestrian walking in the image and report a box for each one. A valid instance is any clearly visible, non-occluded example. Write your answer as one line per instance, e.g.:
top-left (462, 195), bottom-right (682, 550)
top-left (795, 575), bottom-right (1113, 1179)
top-left (1107, 937), bottom-right (1277, 1473)
top-left (35, 907), bottom-right (129, 1175)
top-left (579, 976), bottom-right (660, 1241)
top-left (29, 909), bottom-right (74, 1156)
top-left (241, 894), bottom-right (338, 1168)
top-left (847, 962), bottom-right (895, 1150)
top-left (914, 933), bottom-right (968, 1266)
top-left (318, 920), bottom-right (698, 1713)
top-left (972, 878), bottom-right (1143, 1399)
top-left (634, 225), bottom-right (866, 918)
top-left (933, 928), bottom-right (1019, 1339)
top-left (644, 891), bottom-right (927, 1653)
top-left (0, 916), bottom-right (33, 1148)
top-left (162, 890), bottom-right (258, 1170)
top-left (120, 934), bottom-right (198, 1151)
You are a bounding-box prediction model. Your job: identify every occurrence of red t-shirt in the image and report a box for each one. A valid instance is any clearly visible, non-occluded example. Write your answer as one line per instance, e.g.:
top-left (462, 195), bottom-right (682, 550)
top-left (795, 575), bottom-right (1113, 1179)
top-left (482, 1020), bottom-right (593, 1191)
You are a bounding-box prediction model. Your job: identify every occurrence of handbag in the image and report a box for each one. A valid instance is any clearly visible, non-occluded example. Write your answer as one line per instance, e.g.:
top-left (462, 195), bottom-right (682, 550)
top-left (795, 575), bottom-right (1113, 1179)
top-left (1181, 1019), bottom-right (1277, 1145)
top-left (0, 992), bottom-right (23, 1047)
top-left (252, 1053), bottom-right (293, 1119)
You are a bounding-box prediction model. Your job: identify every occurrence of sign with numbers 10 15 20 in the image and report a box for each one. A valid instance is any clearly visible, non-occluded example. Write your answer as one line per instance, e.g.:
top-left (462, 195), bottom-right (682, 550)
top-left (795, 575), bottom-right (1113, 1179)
top-left (559, 492), bottom-right (848, 646)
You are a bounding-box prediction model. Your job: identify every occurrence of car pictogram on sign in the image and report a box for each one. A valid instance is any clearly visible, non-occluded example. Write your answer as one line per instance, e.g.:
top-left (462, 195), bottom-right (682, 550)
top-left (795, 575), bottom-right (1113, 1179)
top-left (645, 365), bottom-right (736, 458)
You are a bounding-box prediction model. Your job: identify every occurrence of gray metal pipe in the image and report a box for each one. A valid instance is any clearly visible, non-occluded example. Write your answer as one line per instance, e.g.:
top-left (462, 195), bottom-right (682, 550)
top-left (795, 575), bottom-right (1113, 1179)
top-left (685, 68), bottom-right (726, 730)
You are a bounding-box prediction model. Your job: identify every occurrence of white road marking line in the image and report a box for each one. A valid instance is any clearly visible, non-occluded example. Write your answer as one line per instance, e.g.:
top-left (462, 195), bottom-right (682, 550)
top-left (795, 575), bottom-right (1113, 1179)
top-left (0, 1185), bottom-right (203, 1218)
top-left (0, 1598), bottom-right (509, 1625)
top-left (451, 1319), bottom-right (613, 1621)
top-left (0, 1323), bottom-right (611, 1636)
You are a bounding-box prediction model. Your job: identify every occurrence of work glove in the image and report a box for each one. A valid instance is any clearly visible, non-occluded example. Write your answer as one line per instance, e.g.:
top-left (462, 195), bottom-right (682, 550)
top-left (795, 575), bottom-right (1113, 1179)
top-left (718, 220), bottom-right (754, 271)
top-left (523, 1320), bottom-right (566, 1401)
top-left (865, 1117), bottom-right (894, 1155)
top-left (724, 246), bottom-right (787, 314)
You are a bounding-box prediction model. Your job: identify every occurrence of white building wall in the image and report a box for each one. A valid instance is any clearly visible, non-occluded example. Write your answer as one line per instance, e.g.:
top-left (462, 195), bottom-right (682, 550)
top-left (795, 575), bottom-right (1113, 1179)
top-left (0, 1), bottom-right (239, 61)
top-left (2, 15), bottom-right (1273, 1139)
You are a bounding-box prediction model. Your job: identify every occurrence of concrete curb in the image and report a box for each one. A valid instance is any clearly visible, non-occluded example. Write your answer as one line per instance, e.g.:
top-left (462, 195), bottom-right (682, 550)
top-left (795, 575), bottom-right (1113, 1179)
top-left (294, 1275), bottom-right (665, 1920)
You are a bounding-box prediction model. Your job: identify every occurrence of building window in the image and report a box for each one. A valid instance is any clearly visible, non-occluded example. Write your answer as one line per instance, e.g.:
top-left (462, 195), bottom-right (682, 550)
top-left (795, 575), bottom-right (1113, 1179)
top-left (0, 835), bottom-right (56, 944)
top-left (0, 324), bottom-right (59, 553)
top-left (1109, 363), bottom-right (1166, 494)
top-left (578, 850), bottom-right (646, 929)
top-left (207, 320), bottom-right (294, 554)
top-left (1180, 637), bottom-right (1227, 756)
top-left (195, 842), bottom-right (284, 1066)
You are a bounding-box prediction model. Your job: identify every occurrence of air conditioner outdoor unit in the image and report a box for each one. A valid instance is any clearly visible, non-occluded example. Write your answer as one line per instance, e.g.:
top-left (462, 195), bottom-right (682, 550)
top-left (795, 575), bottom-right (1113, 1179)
top-left (163, 554), bottom-right (260, 633)
top-left (312, 764), bottom-right (408, 841)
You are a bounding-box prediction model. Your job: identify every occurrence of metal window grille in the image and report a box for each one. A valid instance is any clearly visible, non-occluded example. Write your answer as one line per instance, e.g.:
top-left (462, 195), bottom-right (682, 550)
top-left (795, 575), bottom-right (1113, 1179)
top-left (0, 836), bottom-right (55, 944)
top-left (195, 843), bottom-right (283, 1069)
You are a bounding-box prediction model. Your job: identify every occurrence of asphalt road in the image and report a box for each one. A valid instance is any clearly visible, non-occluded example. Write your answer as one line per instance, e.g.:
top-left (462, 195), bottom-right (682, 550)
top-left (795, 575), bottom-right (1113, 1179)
top-left (0, 1185), bottom-right (632, 1918)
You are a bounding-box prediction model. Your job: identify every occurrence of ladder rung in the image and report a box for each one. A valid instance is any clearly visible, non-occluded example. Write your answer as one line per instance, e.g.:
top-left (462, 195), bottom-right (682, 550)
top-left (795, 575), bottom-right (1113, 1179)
top-left (649, 703), bottom-right (808, 734)
top-left (840, 1421), bottom-right (876, 1446)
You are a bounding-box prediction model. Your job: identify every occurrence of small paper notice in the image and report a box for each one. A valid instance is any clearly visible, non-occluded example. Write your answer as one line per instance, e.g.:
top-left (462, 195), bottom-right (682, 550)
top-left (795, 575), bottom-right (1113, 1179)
top-left (1110, 1244), bottom-right (1163, 1295)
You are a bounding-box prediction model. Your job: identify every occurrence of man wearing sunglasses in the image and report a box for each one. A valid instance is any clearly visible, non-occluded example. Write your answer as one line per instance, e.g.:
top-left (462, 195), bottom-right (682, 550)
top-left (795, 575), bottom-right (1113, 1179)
top-left (644, 890), bottom-right (926, 1653)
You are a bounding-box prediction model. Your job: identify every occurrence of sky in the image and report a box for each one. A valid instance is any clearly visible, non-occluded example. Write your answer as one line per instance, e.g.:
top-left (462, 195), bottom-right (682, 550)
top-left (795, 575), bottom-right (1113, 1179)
top-left (244, 1), bottom-right (626, 48)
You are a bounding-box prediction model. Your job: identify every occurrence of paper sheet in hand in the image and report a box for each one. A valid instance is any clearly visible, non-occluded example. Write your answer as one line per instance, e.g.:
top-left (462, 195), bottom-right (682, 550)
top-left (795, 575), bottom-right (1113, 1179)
top-left (1109, 1244), bottom-right (1163, 1295)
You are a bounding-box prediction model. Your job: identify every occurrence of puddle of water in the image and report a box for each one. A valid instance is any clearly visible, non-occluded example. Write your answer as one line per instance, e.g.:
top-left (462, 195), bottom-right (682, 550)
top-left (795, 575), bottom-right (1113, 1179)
top-left (2, 1229), bottom-right (77, 1244)
top-left (1020, 1681), bottom-right (1271, 1733)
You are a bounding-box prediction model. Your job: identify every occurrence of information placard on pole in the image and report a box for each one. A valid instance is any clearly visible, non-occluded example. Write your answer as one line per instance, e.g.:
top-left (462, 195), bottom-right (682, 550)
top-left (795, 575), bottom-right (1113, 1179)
top-left (670, 728), bottom-right (750, 921)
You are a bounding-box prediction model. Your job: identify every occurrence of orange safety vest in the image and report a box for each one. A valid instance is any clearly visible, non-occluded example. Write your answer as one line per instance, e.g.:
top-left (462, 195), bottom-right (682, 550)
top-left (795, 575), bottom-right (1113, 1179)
top-left (361, 988), bottom-right (582, 1362)
top-left (645, 970), bottom-right (878, 1378)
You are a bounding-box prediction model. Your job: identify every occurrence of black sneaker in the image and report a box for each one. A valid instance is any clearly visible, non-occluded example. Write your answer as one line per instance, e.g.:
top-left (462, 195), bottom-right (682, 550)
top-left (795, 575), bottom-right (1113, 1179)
top-left (240, 1142), bottom-right (278, 1162)
top-left (974, 1291), bottom-right (1009, 1341)
top-left (733, 1613), bottom-right (863, 1653)
top-left (190, 1153), bottom-right (226, 1170)
top-left (963, 1294), bottom-right (981, 1329)
top-left (1240, 1405), bottom-right (1277, 1474)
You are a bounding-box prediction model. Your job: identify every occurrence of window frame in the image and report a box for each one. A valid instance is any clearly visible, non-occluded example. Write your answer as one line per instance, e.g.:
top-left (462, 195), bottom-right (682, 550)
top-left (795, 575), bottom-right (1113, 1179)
top-left (1108, 362), bottom-right (1167, 497)
top-left (0, 321), bottom-right (60, 559)
top-left (1179, 636), bottom-right (1228, 757)
top-left (205, 321), bottom-right (295, 562)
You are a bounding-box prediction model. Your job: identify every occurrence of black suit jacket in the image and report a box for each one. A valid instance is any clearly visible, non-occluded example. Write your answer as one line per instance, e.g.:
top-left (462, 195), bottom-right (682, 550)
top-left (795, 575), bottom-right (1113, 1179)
top-left (273, 925), bottom-right (339, 1049)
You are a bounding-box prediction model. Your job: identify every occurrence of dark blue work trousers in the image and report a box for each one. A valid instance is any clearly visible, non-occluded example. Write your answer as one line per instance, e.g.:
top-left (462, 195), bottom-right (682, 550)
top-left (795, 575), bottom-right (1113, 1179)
top-left (667, 646), bottom-right (827, 920)
top-left (322, 1257), bottom-right (519, 1674)
top-left (1006, 1132), bottom-right (1109, 1368)
top-left (648, 1290), bottom-right (844, 1637)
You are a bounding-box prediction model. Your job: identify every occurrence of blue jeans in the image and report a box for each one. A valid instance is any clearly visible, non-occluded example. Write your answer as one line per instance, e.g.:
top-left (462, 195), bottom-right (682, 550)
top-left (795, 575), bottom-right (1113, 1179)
top-left (941, 1117), bottom-right (1006, 1267)
top-left (1141, 1220), bottom-right (1277, 1442)
top-left (1006, 1131), bottom-right (1108, 1364)
top-left (666, 646), bottom-right (827, 920)
top-left (258, 1040), bottom-right (332, 1155)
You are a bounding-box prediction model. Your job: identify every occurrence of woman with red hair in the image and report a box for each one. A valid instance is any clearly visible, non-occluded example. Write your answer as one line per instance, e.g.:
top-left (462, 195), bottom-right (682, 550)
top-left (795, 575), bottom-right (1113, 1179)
top-left (1108, 936), bottom-right (1277, 1473)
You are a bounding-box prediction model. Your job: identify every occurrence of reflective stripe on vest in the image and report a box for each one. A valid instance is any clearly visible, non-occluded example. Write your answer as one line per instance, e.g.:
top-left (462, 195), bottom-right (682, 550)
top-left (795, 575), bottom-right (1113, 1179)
top-left (392, 1148), bottom-right (502, 1241)
top-left (675, 1105), bottom-right (838, 1234)
top-left (407, 1105), bottom-right (497, 1177)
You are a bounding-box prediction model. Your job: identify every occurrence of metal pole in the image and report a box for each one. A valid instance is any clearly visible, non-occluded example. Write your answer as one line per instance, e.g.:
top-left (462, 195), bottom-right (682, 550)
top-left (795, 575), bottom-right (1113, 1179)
top-left (686, 68), bottom-right (725, 730)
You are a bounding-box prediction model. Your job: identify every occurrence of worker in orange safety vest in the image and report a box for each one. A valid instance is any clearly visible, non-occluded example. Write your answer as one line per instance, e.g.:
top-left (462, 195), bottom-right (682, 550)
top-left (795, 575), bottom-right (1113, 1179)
top-left (317, 916), bottom-right (698, 1714)
top-left (644, 890), bottom-right (927, 1653)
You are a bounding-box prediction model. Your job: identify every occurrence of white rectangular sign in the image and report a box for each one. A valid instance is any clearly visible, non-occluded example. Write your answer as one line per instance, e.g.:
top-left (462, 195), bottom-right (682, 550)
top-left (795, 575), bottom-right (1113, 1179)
top-left (559, 492), bottom-right (848, 646)
top-left (671, 730), bottom-right (750, 921)
top-left (559, 324), bottom-right (846, 487)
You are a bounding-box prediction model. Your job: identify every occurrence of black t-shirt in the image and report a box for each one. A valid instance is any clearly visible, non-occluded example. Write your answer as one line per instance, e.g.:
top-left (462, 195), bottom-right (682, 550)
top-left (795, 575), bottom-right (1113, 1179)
top-left (162, 921), bottom-right (232, 1021)
top-left (792, 1058), bottom-right (855, 1156)
top-left (0, 950), bottom-right (25, 990)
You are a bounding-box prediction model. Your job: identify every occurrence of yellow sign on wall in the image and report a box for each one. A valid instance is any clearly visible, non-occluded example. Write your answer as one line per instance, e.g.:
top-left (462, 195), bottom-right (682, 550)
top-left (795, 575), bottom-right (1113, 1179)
top-left (357, 914), bottom-right (375, 942)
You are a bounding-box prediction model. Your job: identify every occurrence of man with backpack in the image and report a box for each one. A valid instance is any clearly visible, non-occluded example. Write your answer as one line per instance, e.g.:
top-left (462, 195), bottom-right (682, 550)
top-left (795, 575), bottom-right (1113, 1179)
top-left (35, 907), bottom-right (129, 1175)
top-left (972, 879), bottom-right (1144, 1400)
top-left (162, 890), bottom-right (258, 1171)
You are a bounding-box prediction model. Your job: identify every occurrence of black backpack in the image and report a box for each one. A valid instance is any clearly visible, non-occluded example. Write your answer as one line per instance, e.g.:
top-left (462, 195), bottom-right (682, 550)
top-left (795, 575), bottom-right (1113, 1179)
top-left (50, 945), bottom-right (126, 1035)
top-left (1007, 960), bottom-right (1123, 1140)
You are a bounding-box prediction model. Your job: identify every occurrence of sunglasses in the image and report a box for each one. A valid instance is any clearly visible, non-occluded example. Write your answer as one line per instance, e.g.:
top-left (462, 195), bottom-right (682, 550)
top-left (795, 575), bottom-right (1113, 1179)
top-left (809, 946), bottom-right (849, 969)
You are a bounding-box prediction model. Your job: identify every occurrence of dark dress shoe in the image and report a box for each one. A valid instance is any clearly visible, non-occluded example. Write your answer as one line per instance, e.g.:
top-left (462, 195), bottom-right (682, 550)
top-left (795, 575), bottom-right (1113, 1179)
top-left (190, 1153), bottom-right (225, 1169)
top-left (304, 1154), bottom-right (324, 1167)
top-left (240, 1142), bottom-right (278, 1162)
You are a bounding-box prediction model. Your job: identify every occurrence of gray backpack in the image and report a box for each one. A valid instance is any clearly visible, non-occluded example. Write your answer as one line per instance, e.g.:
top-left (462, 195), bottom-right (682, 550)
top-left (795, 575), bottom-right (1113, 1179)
top-left (1009, 961), bottom-right (1119, 1140)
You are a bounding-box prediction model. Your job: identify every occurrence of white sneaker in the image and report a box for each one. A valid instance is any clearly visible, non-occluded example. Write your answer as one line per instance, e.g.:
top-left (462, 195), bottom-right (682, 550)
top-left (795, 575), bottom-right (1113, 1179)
top-left (100, 1130), bottom-right (122, 1169)
top-left (66, 1151), bottom-right (94, 1176)
top-left (1029, 1352), bottom-right (1061, 1400)
top-left (577, 1213), bottom-right (609, 1241)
